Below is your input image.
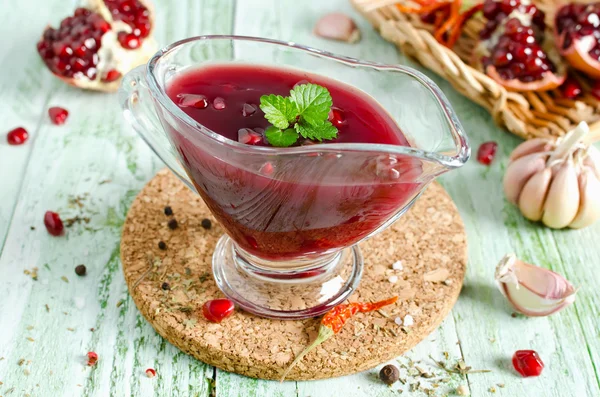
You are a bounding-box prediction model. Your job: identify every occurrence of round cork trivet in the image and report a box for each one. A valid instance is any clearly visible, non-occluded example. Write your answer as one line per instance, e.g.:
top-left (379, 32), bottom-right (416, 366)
top-left (121, 169), bottom-right (467, 380)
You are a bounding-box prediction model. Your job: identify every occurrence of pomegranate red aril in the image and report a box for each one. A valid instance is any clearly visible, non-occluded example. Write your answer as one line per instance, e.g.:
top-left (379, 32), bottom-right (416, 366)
top-left (238, 128), bottom-right (263, 145)
top-left (213, 97), bottom-right (226, 110)
top-left (36, 0), bottom-right (156, 92)
top-left (328, 107), bottom-right (345, 127)
top-left (512, 350), bottom-right (544, 377)
top-left (7, 127), bottom-right (29, 145)
top-left (242, 103), bottom-right (257, 117)
top-left (49, 107), bottom-right (69, 125)
top-left (177, 94), bottom-right (208, 109)
top-left (477, 141), bottom-right (498, 165)
top-left (87, 351), bottom-right (99, 366)
top-left (44, 211), bottom-right (65, 236)
top-left (592, 80), bottom-right (600, 100)
top-left (561, 77), bottom-right (582, 99)
top-left (476, 4), bottom-right (566, 91)
top-left (202, 299), bottom-right (235, 323)
top-left (555, 3), bottom-right (600, 78)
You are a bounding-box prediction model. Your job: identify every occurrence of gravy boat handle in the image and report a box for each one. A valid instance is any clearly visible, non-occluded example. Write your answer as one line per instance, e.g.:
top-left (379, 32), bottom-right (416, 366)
top-left (119, 65), bottom-right (197, 192)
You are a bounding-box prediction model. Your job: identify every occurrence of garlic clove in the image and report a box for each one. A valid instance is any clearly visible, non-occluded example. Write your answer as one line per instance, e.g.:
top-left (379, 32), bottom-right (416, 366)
top-left (518, 168), bottom-right (552, 221)
top-left (314, 13), bottom-right (361, 43)
top-left (570, 167), bottom-right (600, 228)
top-left (509, 138), bottom-right (552, 162)
top-left (503, 152), bottom-right (548, 205)
top-left (584, 146), bottom-right (600, 181)
top-left (495, 254), bottom-right (576, 317)
top-left (542, 159), bottom-right (580, 228)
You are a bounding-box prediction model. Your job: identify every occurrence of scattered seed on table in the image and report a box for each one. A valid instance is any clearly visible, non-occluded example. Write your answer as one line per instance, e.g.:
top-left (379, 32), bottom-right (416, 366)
top-left (75, 264), bottom-right (87, 276)
top-left (145, 368), bottom-right (156, 378)
top-left (158, 241), bottom-right (167, 250)
top-left (201, 218), bottom-right (212, 229)
top-left (164, 206), bottom-right (173, 216)
top-left (61, 276), bottom-right (69, 283)
top-left (167, 219), bottom-right (178, 230)
top-left (161, 282), bottom-right (170, 291)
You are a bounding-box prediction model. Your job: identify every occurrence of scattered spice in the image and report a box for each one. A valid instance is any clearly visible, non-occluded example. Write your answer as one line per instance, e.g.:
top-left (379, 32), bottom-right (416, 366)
top-left (30, 226), bottom-right (36, 230)
top-left (379, 364), bottom-right (400, 385)
top-left (18, 358), bottom-right (25, 366)
top-left (116, 300), bottom-right (124, 308)
top-left (280, 296), bottom-right (397, 381)
top-left (158, 241), bottom-right (167, 250)
top-left (497, 383), bottom-right (505, 388)
top-left (388, 275), bottom-right (398, 283)
top-left (392, 260), bottom-right (403, 270)
top-left (403, 314), bottom-right (414, 327)
top-left (67, 328), bottom-right (75, 332)
top-left (26, 325), bottom-right (34, 331)
top-left (86, 352), bottom-right (98, 366)
top-left (61, 276), bottom-right (69, 283)
top-left (75, 264), bottom-right (87, 276)
top-left (430, 355), bottom-right (491, 375)
top-left (394, 317), bottom-right (403, 326)
top-left (489, 386), bottom-right (497, 393)
top-left (45, 304), bottom-right (50, 312)
top-left (26, 337), bottom-right (35, 342)
top-left (167, 219), bottom-right (178, 230)
top-left (456, 384), bottom-right (469, 396)
top-left (201, 218), bottom-right (212, 229)
top-left (24, 368), bottom-right (31, 376)
top-left (24, 268), bottom-right (39, 281)
top-left (145, 368), bottom-right (156, 378)
top-left (164, 206), bottom-right (173, 216)
top-left (161, 282), bottom-right (170, 291)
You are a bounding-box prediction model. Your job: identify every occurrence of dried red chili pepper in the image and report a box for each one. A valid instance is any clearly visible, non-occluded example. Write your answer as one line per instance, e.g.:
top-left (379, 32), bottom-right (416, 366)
top-left (280, 296), bottom-right (398, 381)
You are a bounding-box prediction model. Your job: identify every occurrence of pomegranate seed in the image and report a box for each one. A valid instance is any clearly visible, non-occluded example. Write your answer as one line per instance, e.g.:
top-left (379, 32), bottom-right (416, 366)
top-left (44, 211), bottom-right (64, 236)
top-left (103, 69), bottom-right (121, 82)
top-left (6, 127), bottom-right (29, 145)
top-left (477, 141), bottom-right (498, 165)
top-left (328, 107), bottom-right (345, 127)
top-left (561, 78), bottom-right (582, 99)
top-left (260, 162), bottom-right (274, 175)
top-left (177, 94), bottom-right (208, 109)
top-left (48, 107), bottom-right (69, 125)
top-left (86, 351), bottom-right (98, 366)
top-left (202, 299), bottom-right (235, 323)
top-left (118, 32), bottom-right (141, 49)
top-left (238, 128), bottom-right (262, 145)
top-left (512, 350), bottom-right (544, 377)
top-left (242, 103), bottom-right (257, 117)
top-left (213, 97), bottom-right (226, 110)
top-left (145, 368), bottom-right (156, 378)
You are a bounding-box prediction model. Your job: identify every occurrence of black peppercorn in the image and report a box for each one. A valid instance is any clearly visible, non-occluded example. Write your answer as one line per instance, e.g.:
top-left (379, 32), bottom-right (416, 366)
top-left (161, 282), bottom-right (170, 290)
top-left (167, 219), bottom-right (178, 230)
top-left (379, 364), bottom-right (399, 385)
top-left (164, 206), bottom-right (173, 216)
top-left (75, 264), bottom-right (87, 276)
top-left (201, 218), bottom-right (212, 230)
top-left (158, 241), bottom-right (167, 250)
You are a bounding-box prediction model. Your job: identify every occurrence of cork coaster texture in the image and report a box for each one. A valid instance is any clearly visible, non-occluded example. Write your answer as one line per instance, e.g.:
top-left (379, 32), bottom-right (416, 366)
top-left (121, 169), bottom-right (468, 380)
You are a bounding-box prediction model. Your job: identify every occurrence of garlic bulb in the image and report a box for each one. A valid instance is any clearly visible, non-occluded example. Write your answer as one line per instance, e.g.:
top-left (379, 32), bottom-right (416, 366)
top-left (495, 254), bottom-right (577, 317)
top-left (504, 122), bottom-right (600, 229)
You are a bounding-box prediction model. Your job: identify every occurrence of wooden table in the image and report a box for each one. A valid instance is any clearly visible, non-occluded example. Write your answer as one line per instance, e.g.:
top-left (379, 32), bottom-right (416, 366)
top-left (1, 0), bottom-right (599, 396)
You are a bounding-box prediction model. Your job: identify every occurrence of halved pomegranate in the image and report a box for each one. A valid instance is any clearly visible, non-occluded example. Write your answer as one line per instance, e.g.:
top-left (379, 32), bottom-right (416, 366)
top-left (36, 0), bottom-right (156, 92)
top-left (555, 3), bottom-right (600, 79)
top-left (475, 0), bottom-right (566, 91)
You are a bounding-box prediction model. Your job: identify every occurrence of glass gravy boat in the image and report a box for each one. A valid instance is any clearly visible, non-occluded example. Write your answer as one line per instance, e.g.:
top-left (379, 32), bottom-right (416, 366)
top-left (119, 36), bottom-right (470, 319)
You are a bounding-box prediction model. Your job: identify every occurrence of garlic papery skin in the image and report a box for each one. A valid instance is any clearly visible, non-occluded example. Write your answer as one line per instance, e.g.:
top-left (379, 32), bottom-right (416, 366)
top-left (495, 254), bottom-right (577, 317)
top-left (504, 121), bottom-right (600, 229)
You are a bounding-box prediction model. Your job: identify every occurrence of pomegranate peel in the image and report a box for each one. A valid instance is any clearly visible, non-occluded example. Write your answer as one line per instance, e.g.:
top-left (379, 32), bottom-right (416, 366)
top-left (555, 3), bottom-right (600, 79)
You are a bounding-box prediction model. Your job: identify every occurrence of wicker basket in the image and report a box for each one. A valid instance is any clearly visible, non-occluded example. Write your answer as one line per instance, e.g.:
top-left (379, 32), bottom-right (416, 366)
top-left (351, 0), bottom-right (600, 140)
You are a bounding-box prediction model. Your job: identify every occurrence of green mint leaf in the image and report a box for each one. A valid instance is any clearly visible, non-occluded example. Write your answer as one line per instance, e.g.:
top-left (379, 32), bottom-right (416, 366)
top-left (259, 95), bottom-right (298, 130)
top-left (265, 126), bottom-right (299, 147)
top-left (289, 84), bottom-right (333, 127)
top-left (294, 120), bottom-right (338, 142)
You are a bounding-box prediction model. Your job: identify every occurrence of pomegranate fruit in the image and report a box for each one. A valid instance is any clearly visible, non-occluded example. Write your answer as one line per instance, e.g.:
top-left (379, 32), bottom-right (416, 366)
top-left (475, 0), bottom-right (566, 91)
top-left (36, 0), bottom-right (156, 92)
top-left (555, 3), bottom-right (600, 79)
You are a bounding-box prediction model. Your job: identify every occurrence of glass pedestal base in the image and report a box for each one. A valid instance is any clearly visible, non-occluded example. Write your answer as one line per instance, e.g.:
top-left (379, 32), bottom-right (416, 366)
top-left (212, 235), bottom-right (363, 319)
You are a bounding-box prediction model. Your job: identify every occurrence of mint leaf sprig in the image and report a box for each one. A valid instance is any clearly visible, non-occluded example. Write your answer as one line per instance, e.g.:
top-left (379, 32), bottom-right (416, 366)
top-left (259, 83), bottom-right (338, 147)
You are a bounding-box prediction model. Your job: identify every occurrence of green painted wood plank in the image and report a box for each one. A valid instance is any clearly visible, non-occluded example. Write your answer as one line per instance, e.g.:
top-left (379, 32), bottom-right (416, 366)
top-left (0, 1), bottom-right (64, 254)
top-left (0, 1), bottom-right (234, 396)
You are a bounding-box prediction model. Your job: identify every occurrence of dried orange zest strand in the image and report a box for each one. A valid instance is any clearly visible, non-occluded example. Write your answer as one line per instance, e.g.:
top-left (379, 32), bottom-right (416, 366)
top-left (447, 3), bottom-right (483, 47)
top-left (396, 0), bottom-right (453, 14)
top-left (434, 0), bottom-right (462, 45)
top-left (279, 296), bottom-right (398, 382)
